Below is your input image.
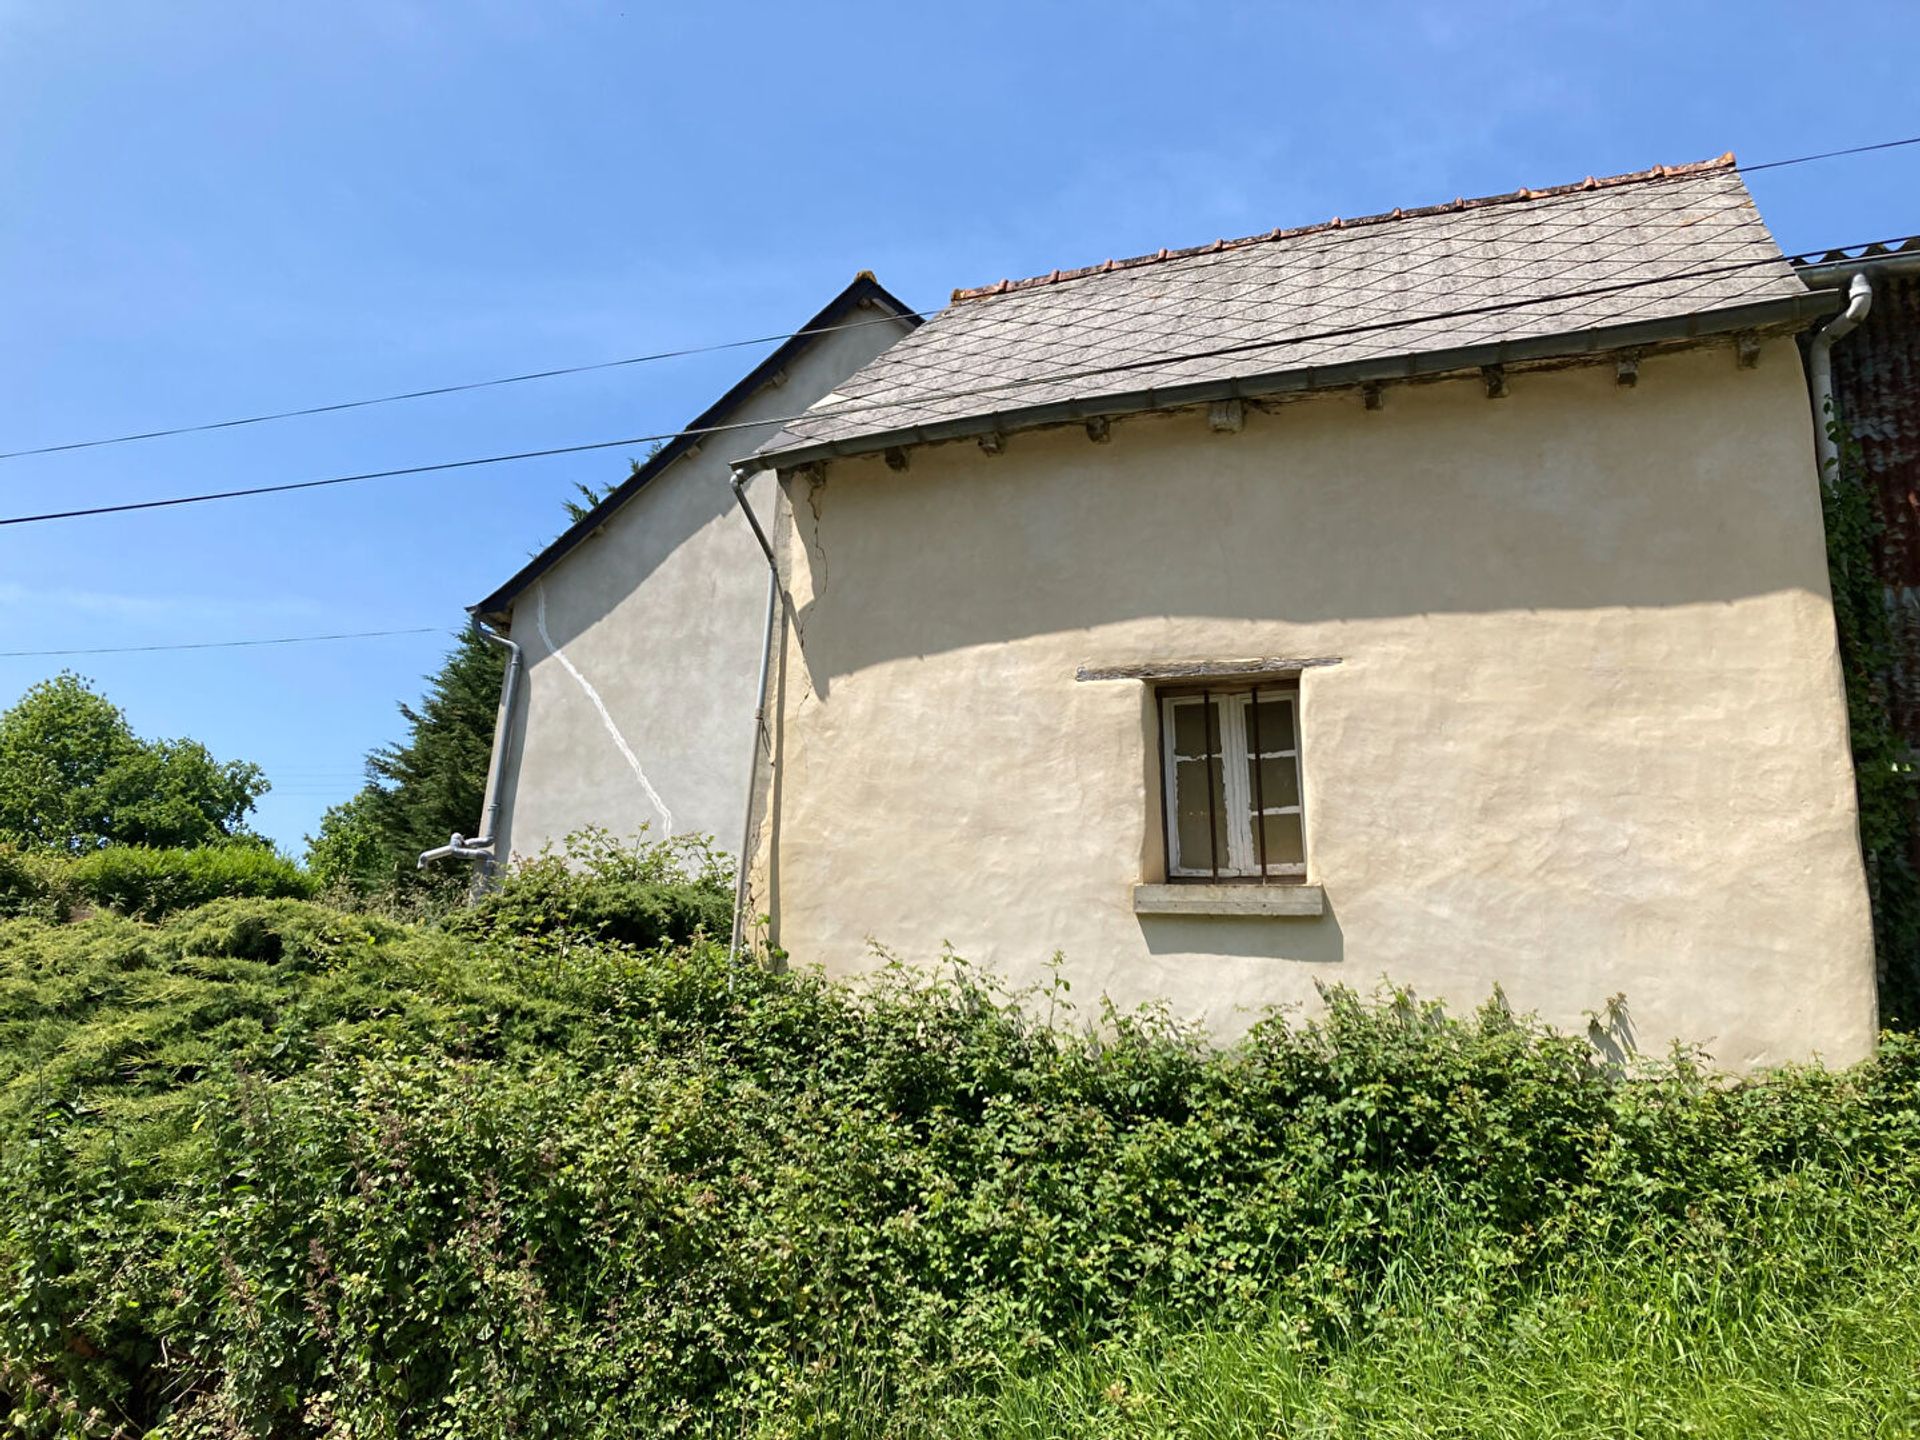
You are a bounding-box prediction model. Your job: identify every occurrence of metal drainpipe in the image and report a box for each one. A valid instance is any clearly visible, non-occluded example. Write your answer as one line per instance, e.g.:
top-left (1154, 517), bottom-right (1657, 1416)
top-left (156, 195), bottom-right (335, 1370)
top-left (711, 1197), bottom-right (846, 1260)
top-left (728, 470), bottom-right (783, 965)
top-left (417, 617), bottom-right (524, 879)
top-left (1807, 272), bottom-right (1874, 482)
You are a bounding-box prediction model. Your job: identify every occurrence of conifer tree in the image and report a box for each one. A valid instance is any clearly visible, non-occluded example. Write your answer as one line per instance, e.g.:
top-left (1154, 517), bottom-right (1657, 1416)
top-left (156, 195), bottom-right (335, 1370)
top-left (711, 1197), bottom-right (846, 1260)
top-left (307, 628), bottom-right (503, 892)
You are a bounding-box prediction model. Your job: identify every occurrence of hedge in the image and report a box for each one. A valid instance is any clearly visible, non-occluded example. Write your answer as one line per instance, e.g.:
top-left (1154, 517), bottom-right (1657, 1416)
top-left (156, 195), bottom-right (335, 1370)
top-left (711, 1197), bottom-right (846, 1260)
top-left (0, 842), bottom-right (313, 921)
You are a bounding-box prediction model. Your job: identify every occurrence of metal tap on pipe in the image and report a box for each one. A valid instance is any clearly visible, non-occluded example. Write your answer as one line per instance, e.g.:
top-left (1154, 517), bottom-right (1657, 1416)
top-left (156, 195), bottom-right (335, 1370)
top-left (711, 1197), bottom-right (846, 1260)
top-left (416, 617), bottom-right (524, 876)
top-left (418, 833), bottom-right (488, 867)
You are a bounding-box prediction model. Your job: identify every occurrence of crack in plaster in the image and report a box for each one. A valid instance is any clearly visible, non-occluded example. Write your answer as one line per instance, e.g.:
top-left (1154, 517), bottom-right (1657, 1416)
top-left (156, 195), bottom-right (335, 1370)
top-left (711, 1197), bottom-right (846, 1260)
top-left (791, 476), bottom-right (828, 701)
top-left (534, 582), bottom-right (674, 835)
top-left (804, 473), bottom-right (829, 605)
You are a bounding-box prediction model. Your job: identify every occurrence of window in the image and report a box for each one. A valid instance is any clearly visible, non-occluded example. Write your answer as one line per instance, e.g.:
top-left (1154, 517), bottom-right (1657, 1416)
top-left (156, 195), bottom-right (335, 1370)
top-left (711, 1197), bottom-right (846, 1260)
top-left (1158, 681), bottom-right (1305, 881)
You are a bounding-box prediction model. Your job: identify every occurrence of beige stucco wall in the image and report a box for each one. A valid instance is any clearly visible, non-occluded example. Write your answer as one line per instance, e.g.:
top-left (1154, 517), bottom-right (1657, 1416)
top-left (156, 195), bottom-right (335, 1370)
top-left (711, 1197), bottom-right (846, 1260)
top-left (490, 308), bottom-right (913, 866)
top-left (753, 337), bottom-right (1879, 1070)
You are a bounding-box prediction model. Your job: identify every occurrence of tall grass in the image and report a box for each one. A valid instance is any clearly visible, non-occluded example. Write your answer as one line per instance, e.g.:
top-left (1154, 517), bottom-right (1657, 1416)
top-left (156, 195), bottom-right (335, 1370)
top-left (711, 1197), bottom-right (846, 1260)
top-left (926, 1178), bottom-right (1920, 1439)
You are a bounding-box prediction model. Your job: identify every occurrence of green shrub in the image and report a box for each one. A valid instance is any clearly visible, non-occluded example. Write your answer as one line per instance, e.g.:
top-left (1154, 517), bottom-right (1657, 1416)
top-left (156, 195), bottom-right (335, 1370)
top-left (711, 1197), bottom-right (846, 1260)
top-left (0, 843), bottom-right (315, 923)
top-left (2, 905), bottom-right (1916, 1438)
top-left (157, 895), bottom-right (408, 966)
top-left (67, 843), bottom-right (314, 919)
top-left (0, 847), bottom-right (61, 922)
top-left (447, 826), bottom-right (733, 950)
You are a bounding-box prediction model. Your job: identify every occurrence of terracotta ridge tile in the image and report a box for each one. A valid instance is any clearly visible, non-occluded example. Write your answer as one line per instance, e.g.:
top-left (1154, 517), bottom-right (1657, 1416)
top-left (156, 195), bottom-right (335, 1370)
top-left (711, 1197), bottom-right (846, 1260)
top-left (948, 153), bottom-right (1738, 304)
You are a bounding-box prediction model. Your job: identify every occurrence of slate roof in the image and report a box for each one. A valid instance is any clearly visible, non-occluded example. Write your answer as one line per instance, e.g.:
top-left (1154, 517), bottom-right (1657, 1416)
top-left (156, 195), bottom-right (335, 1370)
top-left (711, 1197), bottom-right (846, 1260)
top-left (746, 156), bottom-right (1825, 471)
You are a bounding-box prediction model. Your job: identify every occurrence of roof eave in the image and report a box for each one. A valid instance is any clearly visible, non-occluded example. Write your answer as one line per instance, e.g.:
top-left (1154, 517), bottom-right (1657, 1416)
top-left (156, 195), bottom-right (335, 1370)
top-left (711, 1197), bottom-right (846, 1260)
top-left (471, 272), bottom-right (921, 626)
top-left (1795, 241), bottom-right (1920, 288)
top-left (736, 290), bottom-right (1837, 480)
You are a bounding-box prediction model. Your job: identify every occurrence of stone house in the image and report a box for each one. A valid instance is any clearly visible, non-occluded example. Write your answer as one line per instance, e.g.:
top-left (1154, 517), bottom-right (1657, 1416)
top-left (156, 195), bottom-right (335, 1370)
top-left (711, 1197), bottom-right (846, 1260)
top-left (460, 157), bottom-right (1888, 1069)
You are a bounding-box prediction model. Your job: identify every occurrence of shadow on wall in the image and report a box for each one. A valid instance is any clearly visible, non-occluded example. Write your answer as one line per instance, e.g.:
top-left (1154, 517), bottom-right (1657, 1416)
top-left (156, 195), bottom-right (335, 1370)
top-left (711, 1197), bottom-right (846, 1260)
top-left (783, 365), bottom-right (1824, 694)
top-left (485, 658), bottom-right (533, 869)
top-left (1586, 994), bottom-right (1640, 1068)
top-left (1137, 891), bottom-right (1346, 967)
top-left (1136, 902), bottom-right (1644, 1055)
top-left (521, 461), bottom-right (751, 658)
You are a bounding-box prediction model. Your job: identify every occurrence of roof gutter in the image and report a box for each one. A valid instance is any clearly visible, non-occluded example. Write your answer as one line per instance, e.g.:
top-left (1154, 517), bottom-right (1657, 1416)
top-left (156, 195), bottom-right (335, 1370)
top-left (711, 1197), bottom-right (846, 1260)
top-left (1805, 271), bottom-right (1874, 485)
top-left (1797, 250), bottom-right (1920, 479)
top-left (1795, 251), bottom-right (1920, 289)
top-left (417, 617), bottom-right (524, 878)
top-left (736, 290), bottom-right (1838, 478)
top-left (470, 274), bottom-right (922, 624)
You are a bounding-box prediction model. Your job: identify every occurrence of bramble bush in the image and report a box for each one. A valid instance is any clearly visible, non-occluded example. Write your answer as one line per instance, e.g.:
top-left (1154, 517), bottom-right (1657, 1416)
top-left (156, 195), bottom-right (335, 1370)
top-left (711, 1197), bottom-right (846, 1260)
top-left (443, 826), bottom-right (733, 950)
top-left (2, 883), bottom-right (1917, 1438)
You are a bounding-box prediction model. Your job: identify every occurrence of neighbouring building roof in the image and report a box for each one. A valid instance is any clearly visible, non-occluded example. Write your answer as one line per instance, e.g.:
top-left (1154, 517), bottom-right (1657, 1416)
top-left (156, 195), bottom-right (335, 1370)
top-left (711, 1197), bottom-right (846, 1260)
top-left (742, 156), bottom-right (1835, 475)
top-left (473, 272), bottom-right (919, 624)
top-left (1794, 235), bottom-right (1920, 286)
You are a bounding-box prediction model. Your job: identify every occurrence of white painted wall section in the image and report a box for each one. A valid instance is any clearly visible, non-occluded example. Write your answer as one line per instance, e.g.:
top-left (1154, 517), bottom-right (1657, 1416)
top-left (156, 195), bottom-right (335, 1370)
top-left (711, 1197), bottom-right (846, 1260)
top-left (489, 303), bottom-right (914, 865)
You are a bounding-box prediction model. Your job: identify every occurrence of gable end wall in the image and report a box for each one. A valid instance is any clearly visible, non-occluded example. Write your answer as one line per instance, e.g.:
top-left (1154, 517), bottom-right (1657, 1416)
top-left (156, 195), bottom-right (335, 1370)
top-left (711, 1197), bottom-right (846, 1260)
top-left (753, 337), bottom-right (1876, 1069)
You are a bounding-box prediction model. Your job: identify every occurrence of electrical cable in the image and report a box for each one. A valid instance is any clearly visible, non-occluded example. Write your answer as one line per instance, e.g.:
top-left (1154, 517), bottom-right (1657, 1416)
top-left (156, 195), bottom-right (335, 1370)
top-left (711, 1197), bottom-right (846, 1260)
top-left (0, 312), bottom-right (924, 461)
top-left (0, 626), bottom-right (446, 658)
top-left (0, 209), bottom-right (1763, 465)
top-left (4, 132), bottom-right (1914, 463)
top-left (2, 234), bottom-right (1910, 530)
top-left (1736, 135), bottom-right (1920, 173)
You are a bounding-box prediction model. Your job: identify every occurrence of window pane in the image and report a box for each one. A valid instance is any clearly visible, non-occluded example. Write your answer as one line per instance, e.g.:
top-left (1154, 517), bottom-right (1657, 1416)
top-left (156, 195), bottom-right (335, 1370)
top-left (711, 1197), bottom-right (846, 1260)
top-left (1247, 697), bottom-right (1295, 754)
top-left (1173, 757), bottom-right (1228, 871)
top-left (1171, 699), bottom-right (1213, 758)
top-left (1247, 754), bottom-right (1302, 810)
top-left (1255, 811), bottom-right (1305, 867)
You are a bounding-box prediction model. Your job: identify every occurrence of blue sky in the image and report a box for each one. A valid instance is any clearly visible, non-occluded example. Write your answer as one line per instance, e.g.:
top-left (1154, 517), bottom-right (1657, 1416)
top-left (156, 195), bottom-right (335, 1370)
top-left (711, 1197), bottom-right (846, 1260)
top-left (3, 1), bottom-right (1916, 853)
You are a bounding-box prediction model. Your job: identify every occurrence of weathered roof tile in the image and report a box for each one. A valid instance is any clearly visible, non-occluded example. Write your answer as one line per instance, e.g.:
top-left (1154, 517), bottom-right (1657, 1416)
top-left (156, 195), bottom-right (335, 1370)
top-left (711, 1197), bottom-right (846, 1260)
top-left (754, 156), bottom-right (1810, 465)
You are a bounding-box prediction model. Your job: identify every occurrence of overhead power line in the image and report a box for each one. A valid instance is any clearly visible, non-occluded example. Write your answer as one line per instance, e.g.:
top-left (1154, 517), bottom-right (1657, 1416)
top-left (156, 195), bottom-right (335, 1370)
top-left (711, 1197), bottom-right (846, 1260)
top-left (0, 212), bottom-right (1742, 466)
top-left (0, 311), bottom-right (925, 463)
top-left (0, 626), bottom-right (446, 658)
top-left (4, 131), bottom-right (1916, 465)
top-left (1737, 135), bottom-right (1920, 174)
top-left (1, 234), bottom-right (1908, 531)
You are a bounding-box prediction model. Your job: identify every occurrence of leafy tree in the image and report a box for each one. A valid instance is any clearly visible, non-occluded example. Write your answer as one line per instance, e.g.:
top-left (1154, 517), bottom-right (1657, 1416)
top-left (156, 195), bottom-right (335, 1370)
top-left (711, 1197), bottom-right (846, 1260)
top-left (0, 672), bottom-right (267, 850)
top-left (304, 789), bottom-right (386, 893)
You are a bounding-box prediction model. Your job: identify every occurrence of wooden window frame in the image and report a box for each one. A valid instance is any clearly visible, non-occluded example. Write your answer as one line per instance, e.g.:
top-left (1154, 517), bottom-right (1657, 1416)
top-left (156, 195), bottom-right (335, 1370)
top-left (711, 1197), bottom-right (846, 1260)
top-left (1156, 678), bottom-right (1306, 884)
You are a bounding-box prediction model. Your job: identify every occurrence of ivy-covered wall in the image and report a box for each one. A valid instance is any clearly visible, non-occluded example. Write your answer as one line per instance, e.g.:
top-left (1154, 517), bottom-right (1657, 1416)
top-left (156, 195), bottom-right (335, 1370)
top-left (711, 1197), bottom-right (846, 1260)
top-left (1821, 270), bottom-right (1920, 1028)
top-left (1823, 408), bottom-right (1920, 1027)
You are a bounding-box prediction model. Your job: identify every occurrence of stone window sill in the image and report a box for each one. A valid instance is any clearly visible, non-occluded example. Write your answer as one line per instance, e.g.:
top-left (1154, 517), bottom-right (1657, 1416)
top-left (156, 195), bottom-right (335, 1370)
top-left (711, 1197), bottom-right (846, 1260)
top-left (1132, 883), bottom-right (1326, 918)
